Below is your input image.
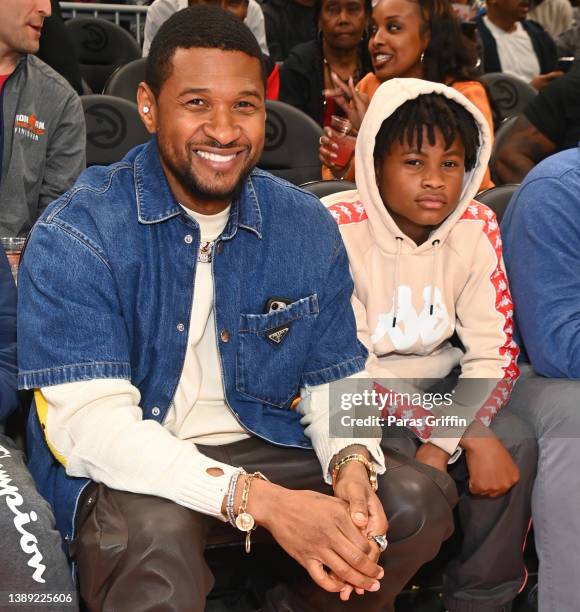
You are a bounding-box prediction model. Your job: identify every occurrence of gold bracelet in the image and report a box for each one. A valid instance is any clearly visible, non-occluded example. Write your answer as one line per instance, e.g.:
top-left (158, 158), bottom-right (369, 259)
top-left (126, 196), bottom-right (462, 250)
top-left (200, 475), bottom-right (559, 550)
top-left (235, 471), bottom-right (267, 553)
top-left (331, 453), bottom-right (378, 492)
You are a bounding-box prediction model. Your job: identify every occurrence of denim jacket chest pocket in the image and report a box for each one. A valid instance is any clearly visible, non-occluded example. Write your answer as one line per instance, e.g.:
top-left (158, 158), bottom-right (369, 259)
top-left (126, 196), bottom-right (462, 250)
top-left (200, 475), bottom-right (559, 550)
top-left (236, 294), bottom-right (319, 408)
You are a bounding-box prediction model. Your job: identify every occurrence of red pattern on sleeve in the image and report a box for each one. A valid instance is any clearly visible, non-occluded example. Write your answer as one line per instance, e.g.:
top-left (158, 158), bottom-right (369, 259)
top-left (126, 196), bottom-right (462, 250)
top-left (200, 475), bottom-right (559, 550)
top-left (461, 201), bottom-right (520, 425)
top-left (326, 200), bottom-right (368, 226)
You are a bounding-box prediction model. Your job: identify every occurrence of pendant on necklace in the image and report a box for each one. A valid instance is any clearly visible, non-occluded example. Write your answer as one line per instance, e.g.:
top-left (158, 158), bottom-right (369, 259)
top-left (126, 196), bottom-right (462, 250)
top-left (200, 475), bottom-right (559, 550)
top-left (198, 241), bottom-right (213, 263)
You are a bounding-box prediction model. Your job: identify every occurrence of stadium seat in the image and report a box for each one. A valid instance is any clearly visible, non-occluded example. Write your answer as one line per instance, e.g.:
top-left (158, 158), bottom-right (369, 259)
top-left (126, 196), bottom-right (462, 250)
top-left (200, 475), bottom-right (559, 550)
top-left (300, 179), bottom-right (356, 199)
top-left (66, 18), bottom-right (141, 94)
top-left (104, 58), bottom-right (147, 103)
top-left (81, 95), bottom-right (150, 166)
top-left (481, 72), bottom-right (537, 125)
top-left (476, 183), bottom-right (519, 223)
top-left (258, 101), bottom-right (323, 185)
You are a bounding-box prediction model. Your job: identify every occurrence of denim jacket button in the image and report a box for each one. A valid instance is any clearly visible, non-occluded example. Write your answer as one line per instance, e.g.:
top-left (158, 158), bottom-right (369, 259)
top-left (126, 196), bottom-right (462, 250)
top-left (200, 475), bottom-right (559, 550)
top-left (184, 234), bottom-right (193, 244)
top-left (216, 242), bottom-right (224, 254)
top-left (176, 323), bottom-right (185, 332)
top-left (152, 407), bottom-right (161, 416)
top-left (220, 329), bottom-right (230, 343)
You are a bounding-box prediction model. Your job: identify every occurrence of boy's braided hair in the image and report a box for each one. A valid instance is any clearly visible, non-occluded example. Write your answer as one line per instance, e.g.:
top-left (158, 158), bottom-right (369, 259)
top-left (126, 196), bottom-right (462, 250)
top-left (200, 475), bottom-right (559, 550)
top-left (373, 93), bottom-right (480, 171)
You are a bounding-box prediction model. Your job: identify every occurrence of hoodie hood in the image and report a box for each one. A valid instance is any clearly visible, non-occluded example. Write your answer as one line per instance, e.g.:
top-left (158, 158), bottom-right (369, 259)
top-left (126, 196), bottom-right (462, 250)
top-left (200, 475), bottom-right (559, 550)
top-left (355, 78), bottom-right (492, 254)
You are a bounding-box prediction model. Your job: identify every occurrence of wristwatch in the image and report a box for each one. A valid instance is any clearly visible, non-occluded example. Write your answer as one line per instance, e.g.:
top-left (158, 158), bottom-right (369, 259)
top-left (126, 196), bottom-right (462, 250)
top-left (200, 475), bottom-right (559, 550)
top-left (331, 453), bottom-right (378, 492)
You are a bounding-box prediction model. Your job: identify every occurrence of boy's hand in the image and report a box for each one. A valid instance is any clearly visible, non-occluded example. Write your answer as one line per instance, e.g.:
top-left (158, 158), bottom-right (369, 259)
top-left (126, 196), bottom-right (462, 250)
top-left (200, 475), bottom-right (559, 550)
top-left (415, 442), bottom-right (450, 473)
top-left (460, 421), bottom-right (520, 497)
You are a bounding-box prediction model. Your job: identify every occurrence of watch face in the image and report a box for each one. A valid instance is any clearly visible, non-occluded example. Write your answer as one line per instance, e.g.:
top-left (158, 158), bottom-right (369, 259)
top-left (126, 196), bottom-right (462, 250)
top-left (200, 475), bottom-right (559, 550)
top-left (236, 512), bottom-right (255, 532)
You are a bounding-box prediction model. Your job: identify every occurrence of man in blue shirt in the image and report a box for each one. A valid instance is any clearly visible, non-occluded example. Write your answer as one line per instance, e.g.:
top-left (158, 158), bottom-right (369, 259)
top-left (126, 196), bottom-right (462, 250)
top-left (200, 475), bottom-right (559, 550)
top-left (17, 6), bottom-right (456, 610)
top-left (501, 146), bottom-right (580, 612)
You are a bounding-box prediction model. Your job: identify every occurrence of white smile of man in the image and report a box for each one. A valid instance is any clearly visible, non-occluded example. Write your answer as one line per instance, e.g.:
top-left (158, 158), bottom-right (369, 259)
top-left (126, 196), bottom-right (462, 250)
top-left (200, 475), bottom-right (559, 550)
top-left (194, 148), bottom-right (244, 165)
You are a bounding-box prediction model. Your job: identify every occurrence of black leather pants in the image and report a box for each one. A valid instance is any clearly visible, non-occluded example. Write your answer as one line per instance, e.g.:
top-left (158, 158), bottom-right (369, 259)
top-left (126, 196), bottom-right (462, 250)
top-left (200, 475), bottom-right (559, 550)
top-left (71, 436), bottom-right (457, 612)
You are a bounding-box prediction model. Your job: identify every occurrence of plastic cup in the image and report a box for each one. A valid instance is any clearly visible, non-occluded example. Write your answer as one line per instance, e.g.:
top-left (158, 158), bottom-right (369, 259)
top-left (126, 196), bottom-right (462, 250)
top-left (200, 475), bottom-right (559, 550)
top-left (0, 237), bottom-right (26, 283)
top-left (330, 115), bottom-right (357, 168)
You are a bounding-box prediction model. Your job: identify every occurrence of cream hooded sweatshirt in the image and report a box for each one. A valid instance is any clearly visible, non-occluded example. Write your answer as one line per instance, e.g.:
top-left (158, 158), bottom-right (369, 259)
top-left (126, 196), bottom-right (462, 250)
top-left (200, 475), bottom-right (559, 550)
top-left (323, 79), bottom-right (520, 455)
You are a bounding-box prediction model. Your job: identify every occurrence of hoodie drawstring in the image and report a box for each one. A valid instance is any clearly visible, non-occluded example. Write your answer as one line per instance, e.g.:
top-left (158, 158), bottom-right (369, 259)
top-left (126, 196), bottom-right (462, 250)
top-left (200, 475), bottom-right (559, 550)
top-left (429, 239), bottom-right (440, 315)
top-left (392, 237), bottom-right (404, 327)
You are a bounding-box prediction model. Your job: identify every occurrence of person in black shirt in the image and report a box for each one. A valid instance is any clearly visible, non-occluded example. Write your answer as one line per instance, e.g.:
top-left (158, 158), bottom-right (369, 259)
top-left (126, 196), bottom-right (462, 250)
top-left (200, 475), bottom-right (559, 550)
top-left (475, 0), bottom-right (561, 90)
top-left (493, 64), bottom-right (580, 183)
top-left (263, 0), bottom-right (317, 61)
top-left (279, 0), bottom-right (372, 126)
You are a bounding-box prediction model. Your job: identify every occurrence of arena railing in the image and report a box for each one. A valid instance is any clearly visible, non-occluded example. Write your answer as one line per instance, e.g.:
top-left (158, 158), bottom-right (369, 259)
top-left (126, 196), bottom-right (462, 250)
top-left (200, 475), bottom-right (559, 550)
top-left (60, 2), bottom-right (149, 46)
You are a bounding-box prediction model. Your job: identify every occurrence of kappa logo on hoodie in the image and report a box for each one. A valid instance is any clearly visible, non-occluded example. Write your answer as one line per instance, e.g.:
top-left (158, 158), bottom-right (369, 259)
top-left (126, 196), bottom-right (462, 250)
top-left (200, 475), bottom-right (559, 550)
top-left (14, 113), bottom-right (46, 142)
top-left (371, 286), bottom-right (450, 351)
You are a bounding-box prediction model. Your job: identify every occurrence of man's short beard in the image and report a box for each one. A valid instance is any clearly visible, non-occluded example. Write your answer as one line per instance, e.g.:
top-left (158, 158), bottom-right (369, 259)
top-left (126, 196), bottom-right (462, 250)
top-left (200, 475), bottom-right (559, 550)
top-left (161, 147), bottom-right (254, 205)
top-left (181, 168), bottom-right (249, 204)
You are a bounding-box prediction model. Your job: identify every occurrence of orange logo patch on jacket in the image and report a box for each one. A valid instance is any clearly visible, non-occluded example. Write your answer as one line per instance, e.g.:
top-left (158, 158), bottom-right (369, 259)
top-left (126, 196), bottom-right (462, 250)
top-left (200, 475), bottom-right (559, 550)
top-left (14, 113), bottom-right (46, 141)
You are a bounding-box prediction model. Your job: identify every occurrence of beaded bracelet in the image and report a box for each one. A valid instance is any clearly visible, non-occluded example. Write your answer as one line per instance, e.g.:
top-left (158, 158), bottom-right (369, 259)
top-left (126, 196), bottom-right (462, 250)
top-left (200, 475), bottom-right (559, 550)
top-left (226, 469), bottom-right (246, 528)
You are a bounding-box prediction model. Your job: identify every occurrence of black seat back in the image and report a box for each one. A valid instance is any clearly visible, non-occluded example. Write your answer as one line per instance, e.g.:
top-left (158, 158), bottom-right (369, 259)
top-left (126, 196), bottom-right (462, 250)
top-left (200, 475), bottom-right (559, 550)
top-left (82, 95), bottom-right (150, 166)
top-left (475, 183), bottom-right (519, 223)
top-left (258, 101), bottom-right (323, 185)
top-left (300, 179), bottom-right (357, 199)
top-left (481, 72), bottom-right (537, 124)
top-left (66, 18), bottom-right (141, 93)
top-left (104, 58), bottom-right (147, 103)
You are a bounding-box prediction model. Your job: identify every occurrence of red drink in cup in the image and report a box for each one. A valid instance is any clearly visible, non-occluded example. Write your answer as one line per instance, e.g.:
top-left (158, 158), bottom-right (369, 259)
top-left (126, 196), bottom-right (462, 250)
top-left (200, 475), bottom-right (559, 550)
top-left (330, 115), bottom-right (356, 168)
top-left (0, 237), bottom-right (26, 284)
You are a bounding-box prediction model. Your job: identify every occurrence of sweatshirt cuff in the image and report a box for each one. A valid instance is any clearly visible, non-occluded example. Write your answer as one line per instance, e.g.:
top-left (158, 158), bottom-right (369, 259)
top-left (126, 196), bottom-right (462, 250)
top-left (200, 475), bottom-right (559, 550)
top-left (297, 376), bottom-right (386, 485)
top-left (311, 435), bottom-right (386, 485)
top-left (427, 436), bottom-right (463, 460)
top-left (169, 447), bottom-right (241, 521)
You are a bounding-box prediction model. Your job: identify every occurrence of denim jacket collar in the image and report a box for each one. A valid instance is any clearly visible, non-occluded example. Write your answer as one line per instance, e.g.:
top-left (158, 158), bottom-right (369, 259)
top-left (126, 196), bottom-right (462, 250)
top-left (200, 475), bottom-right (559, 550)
top-left (134, 137), bottom-right (262, 239)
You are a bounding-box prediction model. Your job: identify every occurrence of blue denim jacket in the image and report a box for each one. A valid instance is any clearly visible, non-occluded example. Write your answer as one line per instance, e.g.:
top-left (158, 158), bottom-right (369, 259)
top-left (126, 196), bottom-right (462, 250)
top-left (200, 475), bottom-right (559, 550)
top-left (17, 137), bottom-right (367, 544)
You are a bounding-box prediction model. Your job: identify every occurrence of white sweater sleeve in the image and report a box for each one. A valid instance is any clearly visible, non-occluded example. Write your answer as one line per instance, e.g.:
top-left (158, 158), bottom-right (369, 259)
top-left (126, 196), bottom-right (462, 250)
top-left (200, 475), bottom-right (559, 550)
top-left (40, 379), bottom-right (241, 521)
top-left (298, 371), bottom-right (386, 484)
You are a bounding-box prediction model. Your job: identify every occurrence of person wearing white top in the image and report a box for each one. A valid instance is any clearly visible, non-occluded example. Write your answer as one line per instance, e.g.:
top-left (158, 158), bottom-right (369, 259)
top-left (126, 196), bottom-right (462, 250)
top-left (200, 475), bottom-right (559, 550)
top-left (476, 0), bottom-right (561, 89)
top-left (142, 0), bottom-right (270, 56)
top-left (528, 0), bottom-right (574, 39)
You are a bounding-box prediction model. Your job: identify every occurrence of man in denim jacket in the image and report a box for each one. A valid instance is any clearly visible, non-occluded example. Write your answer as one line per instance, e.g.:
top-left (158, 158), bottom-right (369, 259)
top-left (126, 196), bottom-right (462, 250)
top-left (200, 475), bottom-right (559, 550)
top-left (17, 7), bottom-right (456, 611)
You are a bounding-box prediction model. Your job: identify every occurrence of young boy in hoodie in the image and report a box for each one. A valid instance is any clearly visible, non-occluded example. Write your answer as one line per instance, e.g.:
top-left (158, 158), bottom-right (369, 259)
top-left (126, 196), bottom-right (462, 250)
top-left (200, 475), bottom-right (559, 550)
top-left (323, 79), bottom-right (537, 612)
